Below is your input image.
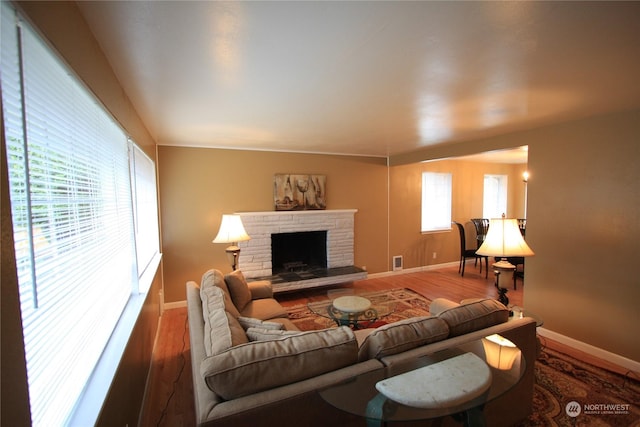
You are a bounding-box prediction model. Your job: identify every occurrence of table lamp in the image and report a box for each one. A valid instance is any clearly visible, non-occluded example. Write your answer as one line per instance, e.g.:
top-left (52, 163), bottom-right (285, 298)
top-left (482, 334), bottom-right (521, 370)
top-left (476, 214), bottom-right (534, 305)
top-left (212, 214), bottom-right (251, 271)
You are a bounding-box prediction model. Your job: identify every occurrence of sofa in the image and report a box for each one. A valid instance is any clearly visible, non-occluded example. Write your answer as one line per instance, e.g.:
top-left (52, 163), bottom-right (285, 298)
top-left (186, 269), bottom-right (538, 427)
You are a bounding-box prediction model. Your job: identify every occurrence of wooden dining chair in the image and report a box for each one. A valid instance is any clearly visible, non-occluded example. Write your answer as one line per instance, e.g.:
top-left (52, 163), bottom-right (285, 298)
top-left (453, 222), bottom-right (483, 277)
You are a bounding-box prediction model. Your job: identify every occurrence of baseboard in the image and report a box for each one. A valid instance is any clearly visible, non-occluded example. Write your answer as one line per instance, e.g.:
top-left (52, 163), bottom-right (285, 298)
top-left (163, 300), bottom-right (187, 310)
top-left (537, 327), bottom-right (640, 374)
top-left (367, 261), bottom-right (459, 279)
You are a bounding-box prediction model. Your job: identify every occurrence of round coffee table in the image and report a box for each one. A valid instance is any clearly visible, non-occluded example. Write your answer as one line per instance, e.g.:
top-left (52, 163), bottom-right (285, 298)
top-left (307, 294), bottom-right (395, 329)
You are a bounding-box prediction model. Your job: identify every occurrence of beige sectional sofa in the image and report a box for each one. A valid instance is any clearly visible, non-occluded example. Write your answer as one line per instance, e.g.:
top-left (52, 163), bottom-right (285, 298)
top-left (186, 269), bottom-right (538, 427)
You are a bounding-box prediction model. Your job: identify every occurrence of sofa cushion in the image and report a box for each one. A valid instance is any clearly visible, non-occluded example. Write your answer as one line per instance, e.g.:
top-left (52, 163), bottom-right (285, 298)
top-left (225, 270), bottom-right (253, 312)
top-left (240, 298), bottom-right (289, 320)
top-left (200, 326), bottom-right (358, 399)
top-left (428, 298), bottom-right (461, 316)
top-left (357, 316), bottom-right (450, 361)
top-left (238, 316), bottom-right (285, 331)
top-left (201, 269), bottom-right (241, 318)
top-left (436, 298), bottom-right (509, 337)
top-left (204, 307), bottom-right (249, 357)
top-left (246, 327), bottom-right (301, 341)
top-left (201, 285), bottom-right (226, 324)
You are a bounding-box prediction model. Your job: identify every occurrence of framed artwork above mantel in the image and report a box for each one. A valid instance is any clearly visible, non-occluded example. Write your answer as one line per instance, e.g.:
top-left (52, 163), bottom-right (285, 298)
top-left (274, 174), bottom-right (326, 211)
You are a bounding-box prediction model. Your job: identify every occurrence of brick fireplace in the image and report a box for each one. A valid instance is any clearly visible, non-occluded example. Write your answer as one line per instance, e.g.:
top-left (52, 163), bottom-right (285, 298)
top-left (236, 209), bottom-right (366, 292)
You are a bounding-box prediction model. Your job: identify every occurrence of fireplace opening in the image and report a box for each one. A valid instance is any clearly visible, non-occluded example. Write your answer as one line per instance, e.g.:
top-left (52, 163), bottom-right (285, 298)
top-left (271, 231), bottom-right (327, 274)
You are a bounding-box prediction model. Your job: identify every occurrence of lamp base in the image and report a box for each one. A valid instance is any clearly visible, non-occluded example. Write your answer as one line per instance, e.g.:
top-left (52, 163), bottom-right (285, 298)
top-left (492, 261), bottom-right (514, 307)
top-left (225, 246), bottom-right (241, 271)
top-left (496, 286), bottom-right (509, 306)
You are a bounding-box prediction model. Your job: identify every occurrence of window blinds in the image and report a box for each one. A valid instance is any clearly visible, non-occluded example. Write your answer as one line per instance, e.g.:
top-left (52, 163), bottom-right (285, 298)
top-left (1, 5), bottom-right (158, 425)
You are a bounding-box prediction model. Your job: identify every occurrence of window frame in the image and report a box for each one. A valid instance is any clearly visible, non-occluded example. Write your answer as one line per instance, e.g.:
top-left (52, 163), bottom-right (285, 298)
top-left (483, 174), bottom-right (508, 219)
top-left (1, 5), bottom-right (161, 425)
top-left (421, 171), bottom-right (453, 233)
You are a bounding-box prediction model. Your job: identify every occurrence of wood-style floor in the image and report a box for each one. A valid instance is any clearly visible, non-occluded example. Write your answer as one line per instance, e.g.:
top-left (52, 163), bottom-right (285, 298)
top-left (138, 262), bottom-right (629, 427)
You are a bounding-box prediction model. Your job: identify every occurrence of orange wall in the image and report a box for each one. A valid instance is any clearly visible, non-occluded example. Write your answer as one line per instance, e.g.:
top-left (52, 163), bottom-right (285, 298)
top-left (389, 109), bottom-right (640, 362)
top-left (158, 143), bottom-right (529, 302)
top-left (388, 159), bottom-right (527, 270)
top-left (157, 146), bottom-right (388, 303)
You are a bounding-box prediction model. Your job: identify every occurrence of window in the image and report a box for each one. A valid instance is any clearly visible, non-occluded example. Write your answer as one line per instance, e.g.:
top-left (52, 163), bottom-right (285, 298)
top-left (421, 172), bottom-right (452, 232)
top-left (483, 174), bottom-right (508, 218)
top-left (1, 5), bottom-right (159, 426)
top-left (130, 143), bottom-right (160, 288)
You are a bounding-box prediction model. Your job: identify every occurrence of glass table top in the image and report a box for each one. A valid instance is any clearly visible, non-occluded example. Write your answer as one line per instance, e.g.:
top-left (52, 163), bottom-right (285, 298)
top-left (319, 338), bottom-right (526, 423)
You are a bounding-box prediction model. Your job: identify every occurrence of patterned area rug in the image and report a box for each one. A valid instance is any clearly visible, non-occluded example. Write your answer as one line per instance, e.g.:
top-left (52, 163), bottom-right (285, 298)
top-left (286, 288), bottom-right (640, 426)
top-left (516, 346), bottom-right (640, 427)
top-left (285, 288), bottom-right (431, 331)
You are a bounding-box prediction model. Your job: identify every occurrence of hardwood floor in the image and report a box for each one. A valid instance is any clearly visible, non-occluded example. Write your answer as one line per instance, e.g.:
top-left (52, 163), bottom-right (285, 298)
top-left (138, 263), bottom-right (627, 427)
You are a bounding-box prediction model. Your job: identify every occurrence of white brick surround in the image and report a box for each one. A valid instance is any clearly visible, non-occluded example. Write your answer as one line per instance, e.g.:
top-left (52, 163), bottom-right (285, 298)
top-left (237, 209), bottom-right (357, 278)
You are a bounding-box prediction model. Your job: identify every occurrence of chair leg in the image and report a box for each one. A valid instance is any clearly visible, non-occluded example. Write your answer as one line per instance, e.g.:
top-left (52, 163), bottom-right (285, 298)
top-left (461, 258), bottom-right (465, 276)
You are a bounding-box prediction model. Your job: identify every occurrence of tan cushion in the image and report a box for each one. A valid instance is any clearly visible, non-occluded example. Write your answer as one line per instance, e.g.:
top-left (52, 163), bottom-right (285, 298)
top-left (428, 298), bottom-right (460, 316)
top-left (201, 287), bottom-right (227, 353)
top-left (204, 308), bottom-right (249, 357)
top-left (246, 327), bottom-right (301, 341)
top-left (358, 316), bottom-right (449, 361)
top-left (201, 284), bottom-right (226, 322)
top-left (201, 269), bottom-right (240, 317)
top-left (247, 280), bottom-right (273, 299)
top-left (240, 298), bottom-right (288, 320)
top-left (225, 270), bottom-right (253, 311)
top-left (436, 298), bottom-right (509, 337)
top-left (237, 316), bottom-right (285, 331)
top-left (200, 326), bottom-right (358, 399)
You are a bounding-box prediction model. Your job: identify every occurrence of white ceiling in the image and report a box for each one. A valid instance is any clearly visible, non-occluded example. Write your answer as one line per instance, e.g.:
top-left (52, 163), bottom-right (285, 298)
top-left (77, 1), bottom-right (640, 160)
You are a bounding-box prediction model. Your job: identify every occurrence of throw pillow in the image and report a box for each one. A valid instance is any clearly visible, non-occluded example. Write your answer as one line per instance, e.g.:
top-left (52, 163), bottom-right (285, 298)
top-left (237, 316), bottom-right (285, 331)
top-left (245, 327), bottom-right (301, 341)
top-left (224, 270), bottom-right (252, 312)
top-left (201, 326), bottom-right (358, 400)
top-left (357, 316), bottom-right (449, 361)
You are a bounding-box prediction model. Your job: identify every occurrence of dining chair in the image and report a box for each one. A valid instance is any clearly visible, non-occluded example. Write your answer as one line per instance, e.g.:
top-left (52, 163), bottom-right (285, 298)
top-left (453, 222), bottom-right (483, 277)
top-left (470, 218), bottom-right (489, 278)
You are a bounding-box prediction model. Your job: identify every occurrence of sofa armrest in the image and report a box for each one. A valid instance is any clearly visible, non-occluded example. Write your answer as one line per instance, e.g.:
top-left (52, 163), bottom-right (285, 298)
top-left (248, 280), bottom-right (273, 299)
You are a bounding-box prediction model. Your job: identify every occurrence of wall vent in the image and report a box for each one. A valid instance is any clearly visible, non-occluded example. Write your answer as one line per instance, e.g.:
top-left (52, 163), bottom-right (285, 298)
top-left (392, 255), bottom-right (403, 271)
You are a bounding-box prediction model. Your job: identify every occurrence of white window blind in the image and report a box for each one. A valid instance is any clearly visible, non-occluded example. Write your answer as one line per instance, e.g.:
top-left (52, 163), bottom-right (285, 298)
top-left (1, 5), bottom-right (158, 425)
top-left (130, 142), bottom-right (160, 288)
top-left (483, 174), bottom-right (508, 218)
top-left (421, 172), bottom-right (452, 232)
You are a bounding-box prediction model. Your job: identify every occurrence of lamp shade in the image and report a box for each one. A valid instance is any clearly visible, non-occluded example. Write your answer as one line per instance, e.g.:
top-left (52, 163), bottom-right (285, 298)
top-left (476, 217), bottom-right (534, 258)
top-left (482, 334), bottom-right (521, 370)
top-left (212, 214), bottom-right (251, 244)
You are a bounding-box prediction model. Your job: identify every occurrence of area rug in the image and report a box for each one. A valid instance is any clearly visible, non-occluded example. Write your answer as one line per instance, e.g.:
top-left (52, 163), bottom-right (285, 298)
top-left (285, 287), bottom-right (431, 331)
top-left (286, 290), bottom-right (640, 427)
top-left (516, 346), bottom-right (640, 427)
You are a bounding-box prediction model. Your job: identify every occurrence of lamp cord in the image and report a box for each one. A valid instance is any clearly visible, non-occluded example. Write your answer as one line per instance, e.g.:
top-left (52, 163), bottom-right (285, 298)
top-left (156, 314), bottom-right (188, 427)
